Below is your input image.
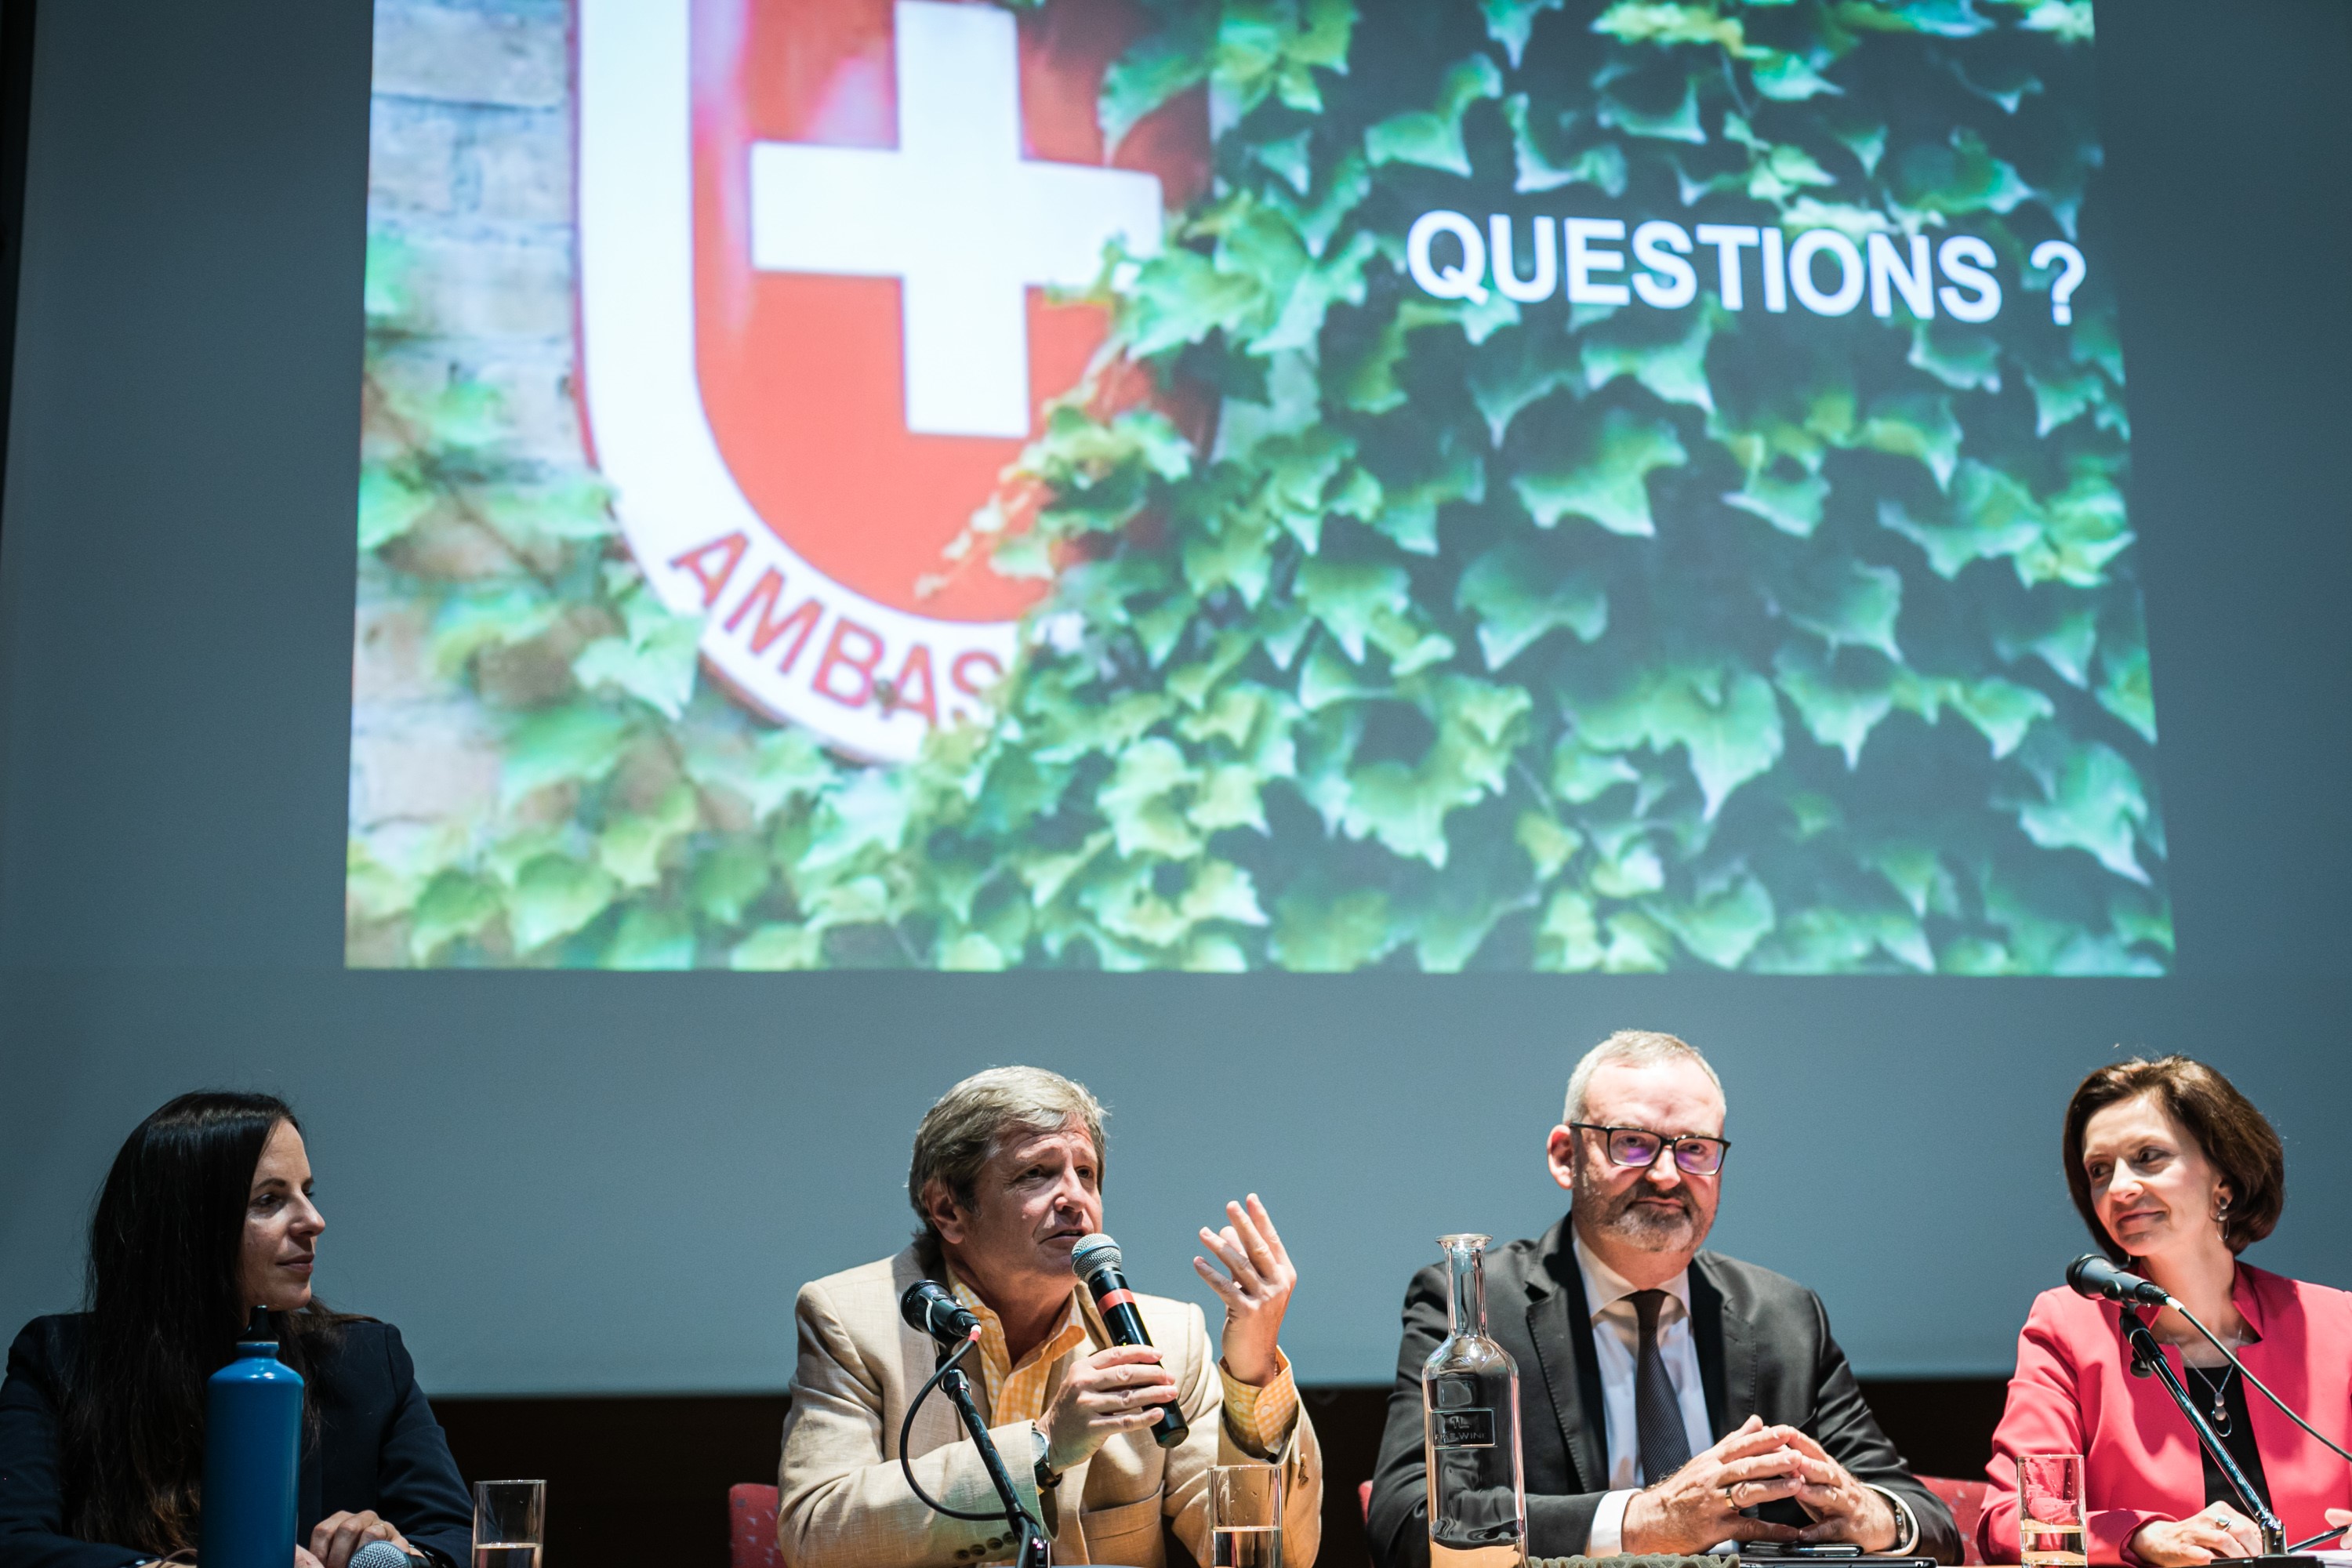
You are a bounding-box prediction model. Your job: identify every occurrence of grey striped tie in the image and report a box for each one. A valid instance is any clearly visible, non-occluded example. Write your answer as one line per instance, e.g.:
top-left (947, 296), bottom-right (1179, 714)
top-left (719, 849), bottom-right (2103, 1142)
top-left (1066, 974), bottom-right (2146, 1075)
top-left (1631, 1288), bottom-right (1692, 1483)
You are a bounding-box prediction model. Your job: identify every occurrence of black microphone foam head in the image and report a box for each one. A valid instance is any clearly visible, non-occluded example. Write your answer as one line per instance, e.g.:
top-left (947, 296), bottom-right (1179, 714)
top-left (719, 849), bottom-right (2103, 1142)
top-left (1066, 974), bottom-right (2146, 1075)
top-left (2066, 1254), bottom-right (2116, 1298)
top-left (1071, 1232), bottom-right (1121, 1280)
top-left (903, 1279), bottom-right (969, 1335)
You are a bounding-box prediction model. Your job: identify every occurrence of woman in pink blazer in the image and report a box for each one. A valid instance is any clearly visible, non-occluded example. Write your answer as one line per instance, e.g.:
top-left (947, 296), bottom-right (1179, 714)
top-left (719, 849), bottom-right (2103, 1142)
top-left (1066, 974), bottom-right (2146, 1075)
top-left (1980, 1057), bottom-right (2352, 1566)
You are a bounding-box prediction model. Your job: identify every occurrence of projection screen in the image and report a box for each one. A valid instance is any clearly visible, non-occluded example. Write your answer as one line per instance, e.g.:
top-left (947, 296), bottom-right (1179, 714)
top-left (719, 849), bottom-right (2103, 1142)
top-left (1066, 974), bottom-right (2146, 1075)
top-left (346, 0), bottom-right (2163, 978)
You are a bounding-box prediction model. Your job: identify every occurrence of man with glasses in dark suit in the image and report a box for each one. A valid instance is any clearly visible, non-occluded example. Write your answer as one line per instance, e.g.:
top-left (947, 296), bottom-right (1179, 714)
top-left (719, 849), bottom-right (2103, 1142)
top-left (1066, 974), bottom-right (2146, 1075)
top-left (1367, 1031), bottom-right (1960, 1566)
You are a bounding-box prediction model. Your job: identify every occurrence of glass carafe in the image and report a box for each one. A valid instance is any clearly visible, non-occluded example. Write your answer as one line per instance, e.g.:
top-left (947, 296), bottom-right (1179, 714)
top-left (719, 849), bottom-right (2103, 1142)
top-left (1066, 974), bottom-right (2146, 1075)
top-left (1422, 1234), bottom-right (1528, 1568)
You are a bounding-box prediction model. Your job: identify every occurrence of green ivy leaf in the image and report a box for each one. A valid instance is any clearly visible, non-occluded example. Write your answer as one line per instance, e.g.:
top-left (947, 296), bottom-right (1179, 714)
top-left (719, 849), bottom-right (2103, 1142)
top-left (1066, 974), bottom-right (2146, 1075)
top-left (1573, 663), bottom-right (1785, 818)
top-left (1653, 873), bottom-right (1777, 968)
top-left (599, 781), bottom-right (700, 890)
top-left (501, 706), bottom-right (633, 807)
top-left (1297, 557), bottom-right (1414, 662)
top-left (691, 837), bottom-right (774, 925)
top-left (1512, 409), bottom-right (1688, 535)
top-left (1722, 469), bottom-right (1831, 538)
top-left (1776, 557), bottom-right (1903, 659)
top-left (2097, 640), bottom-right (2157, 743)
top-left (1483, 0), bottom-right (1564, 66)
top-left (731, 923), bottom-right (826, 971)
top-left (1269, 884), bottom-right (1400, 970)
top-left (1773, 644), bottom-right (1893, 768)
top-left (507, 853), bottom-right (619, 952)
top-left (1457, 542), bottom-right (1607, 669)
top-left (1101, 10), bottom-right (1213, 152)
top-left (2013, 735), bottom-right (2152, 883)
top-left (358, 462), bottom-right (436, 550)
top-left (604, 904), bottom-right (695, 970)
top-left (1515, 809), bottom-right (1584, 879)
top-left (1363, 53), bottom-right (1503, 176)
top-left (407, 870), bottom-right (503, 963)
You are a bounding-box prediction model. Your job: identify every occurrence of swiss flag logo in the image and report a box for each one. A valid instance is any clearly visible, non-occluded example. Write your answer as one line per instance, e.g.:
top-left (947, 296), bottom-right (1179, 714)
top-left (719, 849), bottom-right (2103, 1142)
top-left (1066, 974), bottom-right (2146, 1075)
top-left (577, 0), bottom-right (1208, 759)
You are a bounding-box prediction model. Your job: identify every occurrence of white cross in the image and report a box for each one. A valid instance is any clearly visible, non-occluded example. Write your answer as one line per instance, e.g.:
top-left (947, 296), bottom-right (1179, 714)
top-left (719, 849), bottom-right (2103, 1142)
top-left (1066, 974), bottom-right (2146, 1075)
top-left (749, 1), bottom-right (1164, 440)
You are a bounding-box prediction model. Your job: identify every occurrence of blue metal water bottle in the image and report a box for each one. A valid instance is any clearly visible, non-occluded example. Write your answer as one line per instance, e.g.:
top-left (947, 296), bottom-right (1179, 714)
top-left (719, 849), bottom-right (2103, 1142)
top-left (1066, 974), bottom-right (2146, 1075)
top-left (199, 1308), bottom-right (303, 1568)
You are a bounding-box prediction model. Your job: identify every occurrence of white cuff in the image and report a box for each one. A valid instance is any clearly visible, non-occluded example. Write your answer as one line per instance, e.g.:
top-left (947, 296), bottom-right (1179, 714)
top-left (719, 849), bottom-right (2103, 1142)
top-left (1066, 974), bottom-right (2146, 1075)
top-left (1864, 1483), bottom-right (1920, 1557)
top-left (1589, 1489), bottom-right (1638, 1555)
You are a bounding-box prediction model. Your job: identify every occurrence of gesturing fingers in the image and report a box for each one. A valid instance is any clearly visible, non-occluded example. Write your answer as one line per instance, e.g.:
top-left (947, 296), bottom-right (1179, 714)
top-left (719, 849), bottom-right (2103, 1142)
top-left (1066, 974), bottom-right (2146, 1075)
top-left (1198, 1225), bottom-right (1263, 1295)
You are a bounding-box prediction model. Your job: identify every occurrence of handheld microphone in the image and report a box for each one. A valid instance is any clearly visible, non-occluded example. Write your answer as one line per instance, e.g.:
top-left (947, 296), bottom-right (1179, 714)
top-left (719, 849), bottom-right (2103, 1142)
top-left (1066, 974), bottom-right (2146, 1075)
top-left (1070, 1232), bottom-right (1190, 1450)
top-left (2067, 1254), bottom-right (2172, 1307)
top-left (350, 1542), bottom-right (414, 1568)
top-left (901, 1279), bottom-right (982, 1346)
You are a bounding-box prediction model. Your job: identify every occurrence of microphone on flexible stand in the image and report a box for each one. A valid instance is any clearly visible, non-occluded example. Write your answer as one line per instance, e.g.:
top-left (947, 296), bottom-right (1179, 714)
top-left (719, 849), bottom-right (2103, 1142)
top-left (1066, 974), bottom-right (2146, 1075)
top-left (894, 1279), bottom-right (1047, 1568)
top-left (901, 1279), bottom-right (983, 1348)
top-left (2063, 1257), bottom-right (2330, 1562)
top-left (2064, 1254), bottom-right (2172, 1308)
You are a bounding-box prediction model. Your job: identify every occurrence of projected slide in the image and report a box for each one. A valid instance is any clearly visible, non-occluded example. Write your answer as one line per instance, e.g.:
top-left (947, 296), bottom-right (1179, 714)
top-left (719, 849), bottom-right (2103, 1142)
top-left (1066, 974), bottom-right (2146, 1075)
top-left (347, 0), bottom-right (2167, 973)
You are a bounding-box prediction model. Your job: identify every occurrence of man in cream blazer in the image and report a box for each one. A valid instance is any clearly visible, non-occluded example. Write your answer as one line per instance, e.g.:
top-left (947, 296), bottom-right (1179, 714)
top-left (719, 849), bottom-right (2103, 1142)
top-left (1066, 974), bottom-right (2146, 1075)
top-left (777, 1068), bottom-right (1321, 1568)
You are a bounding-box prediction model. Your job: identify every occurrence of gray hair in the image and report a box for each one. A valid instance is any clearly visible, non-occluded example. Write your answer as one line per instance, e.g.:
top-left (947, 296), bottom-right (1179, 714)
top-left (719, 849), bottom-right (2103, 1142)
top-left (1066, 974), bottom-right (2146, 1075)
top-left (1564, 1030), bottom-right (1723, 1124)
top-left (908, 1066), bottom-right (1107, 1240)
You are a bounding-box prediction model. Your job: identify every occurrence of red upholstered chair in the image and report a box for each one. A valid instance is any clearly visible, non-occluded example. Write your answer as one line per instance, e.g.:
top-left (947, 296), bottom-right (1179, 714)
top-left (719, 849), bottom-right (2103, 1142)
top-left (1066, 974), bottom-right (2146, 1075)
top-left (1919, 1475), bottom-right (1990, 1566)
top-left (730, 1483), bottom-right (784, 1568)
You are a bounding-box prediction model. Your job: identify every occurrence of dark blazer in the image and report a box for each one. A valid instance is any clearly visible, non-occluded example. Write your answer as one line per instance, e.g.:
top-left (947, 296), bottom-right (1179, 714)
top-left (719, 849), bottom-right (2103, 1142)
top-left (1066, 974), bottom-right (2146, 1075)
top-left (1367, 1219), bottom-right (1960, 1568)
top-left (0, 1315), bottom-right (474, 1568)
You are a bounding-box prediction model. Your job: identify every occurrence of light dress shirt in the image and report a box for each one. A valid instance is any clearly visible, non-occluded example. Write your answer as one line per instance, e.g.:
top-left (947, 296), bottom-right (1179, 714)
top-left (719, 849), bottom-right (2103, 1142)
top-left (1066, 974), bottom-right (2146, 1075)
top-left (1571, 1236), bottom-right (1919, 1557)
top-left (1574, 1233), bottom-right (1715, 1555)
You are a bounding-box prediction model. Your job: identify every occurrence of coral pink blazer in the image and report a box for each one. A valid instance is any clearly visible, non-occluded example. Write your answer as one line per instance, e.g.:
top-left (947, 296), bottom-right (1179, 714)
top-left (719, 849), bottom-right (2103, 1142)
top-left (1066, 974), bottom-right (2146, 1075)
top-left (1979, 1264), bottom-right (2352, 1564)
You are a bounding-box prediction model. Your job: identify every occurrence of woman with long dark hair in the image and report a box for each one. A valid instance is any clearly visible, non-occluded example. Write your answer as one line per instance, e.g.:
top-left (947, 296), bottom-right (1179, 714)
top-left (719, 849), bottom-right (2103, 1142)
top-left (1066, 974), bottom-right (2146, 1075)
top-left (0, 1092), bottom-right (473, 1568)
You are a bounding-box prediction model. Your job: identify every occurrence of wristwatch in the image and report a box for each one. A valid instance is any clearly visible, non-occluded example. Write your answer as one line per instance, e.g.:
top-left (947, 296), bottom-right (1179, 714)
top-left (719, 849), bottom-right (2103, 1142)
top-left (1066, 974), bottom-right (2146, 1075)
top-left (1031, 1421), bottom-right (1062, 1491)
top-left (1867, 1485), bottom-right (1919, 1556)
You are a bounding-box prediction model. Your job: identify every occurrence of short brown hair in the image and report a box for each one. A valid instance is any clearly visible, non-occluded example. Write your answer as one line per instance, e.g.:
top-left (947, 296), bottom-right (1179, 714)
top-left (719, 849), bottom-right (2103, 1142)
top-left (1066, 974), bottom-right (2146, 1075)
top-left (908, 1067), bottom-right (1106, 1242)
top-left (2062, 1055), bottom-right (2284, 1259)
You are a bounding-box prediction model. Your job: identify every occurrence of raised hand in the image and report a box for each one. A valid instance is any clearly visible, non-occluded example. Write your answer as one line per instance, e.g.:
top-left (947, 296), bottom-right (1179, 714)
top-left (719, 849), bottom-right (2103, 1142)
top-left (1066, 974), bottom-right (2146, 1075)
top-left (1192, 1194), bottom-right (1296, 1387)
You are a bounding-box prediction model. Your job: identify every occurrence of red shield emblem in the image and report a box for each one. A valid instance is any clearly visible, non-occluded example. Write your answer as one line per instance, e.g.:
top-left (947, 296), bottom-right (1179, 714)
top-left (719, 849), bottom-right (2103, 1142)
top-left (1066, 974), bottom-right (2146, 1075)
top-left (577, 0), bottom-right (1207, 759)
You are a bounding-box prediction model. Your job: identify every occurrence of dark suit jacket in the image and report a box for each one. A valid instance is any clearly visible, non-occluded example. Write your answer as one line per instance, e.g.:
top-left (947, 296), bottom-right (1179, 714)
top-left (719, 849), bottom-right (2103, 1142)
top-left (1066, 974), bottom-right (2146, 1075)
top-left (1367, 1220), bottom-right (1959, 1567)
top-left (0, 1315), bottom-right (474, 1568)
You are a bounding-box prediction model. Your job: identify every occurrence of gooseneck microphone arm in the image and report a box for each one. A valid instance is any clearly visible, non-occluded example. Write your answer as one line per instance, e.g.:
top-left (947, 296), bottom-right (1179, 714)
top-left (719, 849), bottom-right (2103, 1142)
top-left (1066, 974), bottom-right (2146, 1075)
top-left (2114, 1304), bottom-right (2287, 1555)
top-left (2068, 1255), bottom-right (2352, 1553)
top-left (896, 1283), bottom-right (1051, 1568)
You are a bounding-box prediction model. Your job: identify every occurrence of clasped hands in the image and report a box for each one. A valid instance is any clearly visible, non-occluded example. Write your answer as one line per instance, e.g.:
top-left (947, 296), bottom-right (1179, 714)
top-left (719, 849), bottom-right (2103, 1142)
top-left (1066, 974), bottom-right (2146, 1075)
top-left (1622, 1415), bottom-right (1898, 1555)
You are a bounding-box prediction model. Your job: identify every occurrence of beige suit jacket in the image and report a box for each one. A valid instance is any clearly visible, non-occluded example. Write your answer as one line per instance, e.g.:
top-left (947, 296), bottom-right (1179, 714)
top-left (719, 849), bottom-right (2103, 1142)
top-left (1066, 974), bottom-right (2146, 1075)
top-left (777, 1244), bottom-right (1322, 1568)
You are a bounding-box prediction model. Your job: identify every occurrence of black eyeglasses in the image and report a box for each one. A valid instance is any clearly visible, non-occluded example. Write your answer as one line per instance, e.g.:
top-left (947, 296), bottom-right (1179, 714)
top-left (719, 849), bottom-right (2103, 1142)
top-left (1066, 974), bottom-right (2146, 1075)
top-left (1570, 1123), bottom-right (1731, 1176)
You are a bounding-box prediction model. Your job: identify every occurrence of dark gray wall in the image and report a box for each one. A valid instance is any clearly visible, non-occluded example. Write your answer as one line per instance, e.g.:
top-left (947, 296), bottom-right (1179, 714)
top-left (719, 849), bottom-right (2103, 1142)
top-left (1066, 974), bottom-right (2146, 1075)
top-left (2, 0), bottom-right (2349, 1394)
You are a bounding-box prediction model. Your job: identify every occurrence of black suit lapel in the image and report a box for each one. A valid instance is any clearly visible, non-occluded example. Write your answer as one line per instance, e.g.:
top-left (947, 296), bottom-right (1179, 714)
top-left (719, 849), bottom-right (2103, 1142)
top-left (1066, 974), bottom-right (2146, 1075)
top-left (1525, 1218), bottom-right (1609, 1492)
top-left (1693, 1254), bottom-right (1752, 1437)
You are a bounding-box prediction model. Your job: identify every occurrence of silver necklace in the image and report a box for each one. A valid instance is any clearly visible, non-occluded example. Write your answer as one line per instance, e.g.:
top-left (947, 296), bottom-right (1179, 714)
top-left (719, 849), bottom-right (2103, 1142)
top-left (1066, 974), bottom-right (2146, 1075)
top-left (2190, 1362), bottom-right (2237, 1435)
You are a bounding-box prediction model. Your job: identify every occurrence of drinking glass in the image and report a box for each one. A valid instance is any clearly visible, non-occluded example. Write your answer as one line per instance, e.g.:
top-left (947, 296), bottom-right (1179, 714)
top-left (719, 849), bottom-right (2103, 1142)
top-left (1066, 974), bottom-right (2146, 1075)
top-left (473, 1479), bottom-right (546, 1568)
top-left (1210, 1464), bottom-right (1283, 1568)
top-left (2018, 1454), bottom-right (2086, 1567)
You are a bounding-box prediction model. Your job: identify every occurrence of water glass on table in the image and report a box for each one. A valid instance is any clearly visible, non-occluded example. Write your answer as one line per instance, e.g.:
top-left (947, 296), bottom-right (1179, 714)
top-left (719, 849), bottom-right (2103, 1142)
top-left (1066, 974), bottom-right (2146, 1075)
top-left (1210, 1464), bottom-right (1282, 1568)
top-left (473, 1479), bottom-right (546, 1568)
top-left (2019, 1454), bottom-right (2086, 1567)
